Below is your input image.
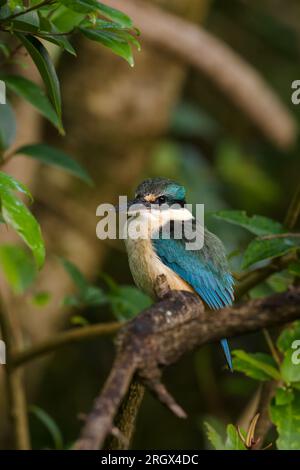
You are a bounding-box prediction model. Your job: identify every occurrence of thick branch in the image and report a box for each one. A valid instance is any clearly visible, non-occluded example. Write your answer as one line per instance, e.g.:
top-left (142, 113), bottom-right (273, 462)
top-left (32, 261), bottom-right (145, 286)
top-left (107, 0), bottom-right (296, 149)
top-left (74, 286), bottom-right (300, 450)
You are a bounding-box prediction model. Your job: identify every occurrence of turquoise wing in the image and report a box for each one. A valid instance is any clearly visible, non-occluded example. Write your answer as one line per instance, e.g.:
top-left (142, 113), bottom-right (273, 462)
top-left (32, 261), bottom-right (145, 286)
top-left (152, 226), bottom-right (234, 369)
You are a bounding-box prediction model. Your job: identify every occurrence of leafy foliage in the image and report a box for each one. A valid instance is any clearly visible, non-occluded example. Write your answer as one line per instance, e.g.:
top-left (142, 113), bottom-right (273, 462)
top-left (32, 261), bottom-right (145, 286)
top-left (0, 172), bottom-right (45, 268)
top-left (0, 0), bottom-right (137, 292)
top-left (204, 422), bottom-right (246, 450)
top-left (213, 209), bottom-right (299, 268)
top-left (270, 389), bottom-right (300, 450)
top-left (0, 244), bottom-right (36, 294)
top-left (232, 350), bottom-right (281, 381)
top-left (212, 210), bottom-right (284, 236)
top-left (61, 260), bottom-right (151, 321)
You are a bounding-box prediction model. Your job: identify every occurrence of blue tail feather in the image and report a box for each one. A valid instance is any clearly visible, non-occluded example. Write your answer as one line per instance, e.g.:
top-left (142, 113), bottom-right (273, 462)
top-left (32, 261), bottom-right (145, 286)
top-left (221, 338), bottom-right (233, 372)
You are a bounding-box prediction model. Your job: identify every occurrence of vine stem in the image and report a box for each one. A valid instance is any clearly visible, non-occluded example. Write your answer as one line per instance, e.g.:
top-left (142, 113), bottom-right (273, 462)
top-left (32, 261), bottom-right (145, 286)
top-left (0, 300), bottom-right (30, 449)
top-left (12, 321), bottom-right (120, 368)
top-left (2, 0), bottom-right (54, 21)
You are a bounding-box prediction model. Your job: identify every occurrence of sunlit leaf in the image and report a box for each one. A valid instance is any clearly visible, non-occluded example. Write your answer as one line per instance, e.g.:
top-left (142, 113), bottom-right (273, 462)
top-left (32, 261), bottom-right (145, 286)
top-left (1, 190), bottom-right (45, 268)
top-left (232, 350), bottom-right (280, 381)
top-left (70, 315), bottom-right (89, 326)
top-left (204, 422), bottom-right (225, 450)
top-left (31, 291), bottom-right (51, 307)
top-left (15, 144), bottom-right (92, 185)
top-left (50, 5), bottom-right (85, 31)
top-left (0, 244), bottom-right (36, 294)
top-left (0, 171), bottom-right (32, 200)
top-left (59, 0), bottom-right (101, 14)
top-left (80, 28), bottom-right (134, 66)
top-left (270, 389), bottom-right (300, 450)
top-left (225, 424), bottom-right (247, 450)
top-left (98, 2), bottom-right (133, 28)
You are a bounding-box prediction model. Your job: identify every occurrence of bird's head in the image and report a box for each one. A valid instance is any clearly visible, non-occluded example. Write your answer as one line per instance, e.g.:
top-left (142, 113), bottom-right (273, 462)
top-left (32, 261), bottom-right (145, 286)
top-left (116, 178), bottom-right (186, 215)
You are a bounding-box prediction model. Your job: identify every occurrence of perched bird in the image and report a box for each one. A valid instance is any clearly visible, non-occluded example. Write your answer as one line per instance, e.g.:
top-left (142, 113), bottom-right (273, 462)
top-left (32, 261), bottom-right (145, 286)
top-left (118, 177), bottom-right (234, 370)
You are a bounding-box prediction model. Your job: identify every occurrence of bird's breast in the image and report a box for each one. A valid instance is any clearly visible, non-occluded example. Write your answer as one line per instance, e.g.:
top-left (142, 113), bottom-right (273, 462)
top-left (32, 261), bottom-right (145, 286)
top-left (125, 236), bottom-right (194, 299)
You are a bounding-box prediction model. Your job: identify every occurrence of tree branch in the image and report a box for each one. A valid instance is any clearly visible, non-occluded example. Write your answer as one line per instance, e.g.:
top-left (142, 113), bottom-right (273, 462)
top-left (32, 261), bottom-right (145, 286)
top-left (74, 285), bottom-right (300, 450)
top-left (12, 322), bottom-right (120, 368)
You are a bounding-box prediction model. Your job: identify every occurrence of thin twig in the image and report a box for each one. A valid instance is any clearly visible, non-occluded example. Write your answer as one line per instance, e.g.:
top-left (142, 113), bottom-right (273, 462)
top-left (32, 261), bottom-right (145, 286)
top-left (259, 233), bottom-right (300, 240)
top-left (262, 329), bottom-right (281, 366)
top-left (2, 0), bottom-right (54, 21)
top-left (12, 321), bottom-right (120, 368)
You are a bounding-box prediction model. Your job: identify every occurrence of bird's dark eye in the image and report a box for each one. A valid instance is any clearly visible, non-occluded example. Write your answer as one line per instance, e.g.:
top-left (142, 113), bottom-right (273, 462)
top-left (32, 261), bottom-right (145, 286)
top-left (157, 196), bottom-right (166, 205)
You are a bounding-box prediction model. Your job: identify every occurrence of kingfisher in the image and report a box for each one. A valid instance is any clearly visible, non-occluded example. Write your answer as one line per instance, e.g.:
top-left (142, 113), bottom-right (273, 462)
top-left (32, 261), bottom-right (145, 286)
top-left (118, 177), bottom-right (234, 370)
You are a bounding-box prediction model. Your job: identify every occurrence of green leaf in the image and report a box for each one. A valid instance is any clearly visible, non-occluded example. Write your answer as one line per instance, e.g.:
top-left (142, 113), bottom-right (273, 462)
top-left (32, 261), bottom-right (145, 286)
top-left (0, 190), bottom-right (45, 268)
top-left (0, 171), bottom-right (32, 200)
top-left (275, 388), bottom-right (294, 406)
top-left (14, 144), bottom-right (92, 185)
top-left (232, 350), bottom-right (281, 381)
top-left (61, 257), bottom-right (88, 291)
top-left (42, 33), bottom-right (76, 56)
top-left (0, 244), bottom-right (36, 294)
top-left (0, 102), bottom-right (16, 151)
top-left (98, 2), bottom-right (133, 28)
top-left (61, 258), bottom-right (107, 307)
top-left (270, 388), bottom-right (300, 450)
top-left (288, 261), bottom-right (300, 277)
top-left (17, 34), bottom-right (62, 123)
top-left (1, 75), bottom-right (62, 131)
top-left (267, 271), bottom-right (293, 293)
top-left (31, 291), bottom-right (51, 307)
top-left (29, 405), bottom-right (63, 450)
top-left (38, 15), bottom-right (76, 56)
top-left (70, 315), bottom-right (89, 326)
top-left (242, 238), bottom-right (299, 269)
top-left (51, 5), bottom-right (85, 31)
top-left (277, 321), bottom-right (300, 353)
top-left (0, 42), bottom-right (10, 58)
top-left (225, 424), bottom-right (246, 450)
top-left (80, 28), bottom-right (134, 66)
top-left (212, 210), bottom-right (283, 236)
top-left (204, 422), bottom-right (225, 450)
top-left (280, 349), bottom-right (300, 384)
top-left (59, 0), bottom-right (102, 14)
top-left (108, 285), bottom-right (152, 321)
top-left (12, 11), bottom-right (40, 33)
